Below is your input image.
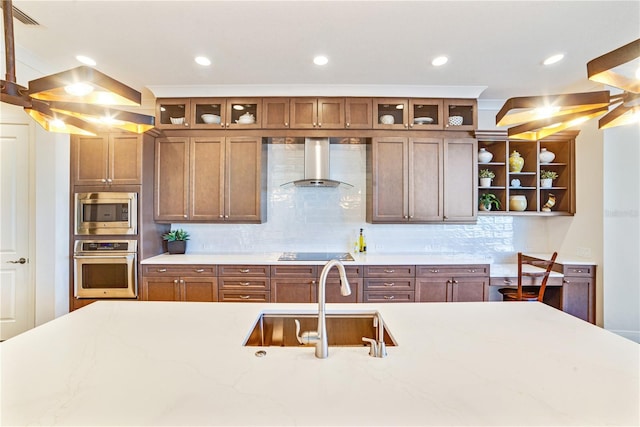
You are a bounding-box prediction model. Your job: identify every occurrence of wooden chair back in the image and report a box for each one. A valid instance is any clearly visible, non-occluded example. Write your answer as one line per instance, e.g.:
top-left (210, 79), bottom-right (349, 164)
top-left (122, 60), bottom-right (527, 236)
top-left (517, 252), bottom-right (558, 302)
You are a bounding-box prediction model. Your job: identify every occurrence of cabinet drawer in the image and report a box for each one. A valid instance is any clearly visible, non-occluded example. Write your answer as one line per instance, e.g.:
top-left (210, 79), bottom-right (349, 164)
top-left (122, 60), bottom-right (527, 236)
top-left (219, 290), bottom-right (270, 303)
top-left (362, 291), bottom-right (414, 303)
top-left (142, 265), bottom-right (217, 276)
top-left (326, 265), bottom-right (363, 279)
top-left (416, 264), bottom-right (489, 277)
top-left (271, 265), bottom-right (317, 278)
top-left (364, 278), bottom-right (415, 291)
top-left (364, 265), bottom-right (414, 277)
top-left (218, 278), bottom-right (270, 290)
top-left (218, 265), bottom-right (270, 276)
top-left (562, 265), bottom-right (595, 277)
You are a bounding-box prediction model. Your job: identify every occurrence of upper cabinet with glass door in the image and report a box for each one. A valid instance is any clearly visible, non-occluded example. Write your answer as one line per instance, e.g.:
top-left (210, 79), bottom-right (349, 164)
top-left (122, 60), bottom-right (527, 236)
top-left (156, 98), bottom-right (262, 129)
top-left (373, 98), bottom-right (445, 130)
top-left (444, 99), bottom-right (477, 131)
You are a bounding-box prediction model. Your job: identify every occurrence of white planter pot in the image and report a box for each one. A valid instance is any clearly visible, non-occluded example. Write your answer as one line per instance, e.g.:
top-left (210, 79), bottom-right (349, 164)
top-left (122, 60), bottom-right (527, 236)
top-left (540, 178), bottom-right (553, 188)
top-left (480, 177), bottom-right (492, 187)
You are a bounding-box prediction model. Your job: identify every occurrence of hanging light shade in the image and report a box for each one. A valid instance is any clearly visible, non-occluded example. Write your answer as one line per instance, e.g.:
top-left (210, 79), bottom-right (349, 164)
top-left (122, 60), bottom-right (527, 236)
top-left (24, 99), bottom-right (100, 136)
top-left (28, 66), bottom-right (142, 106)
top-left (49, 102), bottom-right (156, 134)
top-left (497, 39), bottom-right (640, 140)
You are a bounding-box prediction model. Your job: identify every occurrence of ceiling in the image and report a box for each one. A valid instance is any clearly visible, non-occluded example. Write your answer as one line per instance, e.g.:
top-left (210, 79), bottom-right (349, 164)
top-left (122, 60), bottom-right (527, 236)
top-left (2, 1), bottom-right (640, 102)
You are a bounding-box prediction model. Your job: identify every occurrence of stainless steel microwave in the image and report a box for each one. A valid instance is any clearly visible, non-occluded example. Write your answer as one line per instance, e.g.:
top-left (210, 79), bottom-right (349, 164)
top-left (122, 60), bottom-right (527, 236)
top-left (75, 192), bottom-right (137, 235)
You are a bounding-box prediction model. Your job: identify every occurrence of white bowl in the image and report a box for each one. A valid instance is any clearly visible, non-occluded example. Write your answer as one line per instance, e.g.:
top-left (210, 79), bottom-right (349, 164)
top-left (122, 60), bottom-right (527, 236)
top-left (201, 114), bottom-right (221, 124)
top-left (380, 114), bottom-right (395, 125)
top-left (448, 115), bottom-right (463, 126)
top-left (170, 117), bottom-right (184, 125)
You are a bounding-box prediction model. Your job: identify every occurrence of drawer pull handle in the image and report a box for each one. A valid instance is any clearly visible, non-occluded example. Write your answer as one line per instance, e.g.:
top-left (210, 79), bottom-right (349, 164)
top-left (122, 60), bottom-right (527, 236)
top-left (240, 269), bottom-right (250, 273)
top-left (157, 268), bottom-right (167, 273)
top-left (503, 279), bottom-right (513, 285)
top-left (430, 269), bottom-right (439, 273)
top-left (576, 270), bottom-right (584, 273)
top-left (239, 295), bottom-right (251, 299)
top-left (194, 269), bottom-right (205, 273)
top-left (240, 282), bottom-right (251, 286)
top-left (468, 269), bottom-right (477, 273)
top-left (383, 282), bottom-right (395, 287)
top-left (384, 269), bottom-right (395, 273)
top-left (383, 295), bottom-right (395, 300)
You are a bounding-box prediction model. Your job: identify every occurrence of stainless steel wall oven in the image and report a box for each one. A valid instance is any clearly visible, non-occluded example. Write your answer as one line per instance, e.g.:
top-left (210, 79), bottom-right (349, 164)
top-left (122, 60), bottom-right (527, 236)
top-left (73, 240), bottom-right (138, 299)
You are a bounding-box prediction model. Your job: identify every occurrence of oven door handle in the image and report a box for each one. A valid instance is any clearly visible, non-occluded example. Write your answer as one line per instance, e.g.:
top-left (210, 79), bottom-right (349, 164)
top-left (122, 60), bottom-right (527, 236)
top-left (74, 254), bottom-right (135, 259)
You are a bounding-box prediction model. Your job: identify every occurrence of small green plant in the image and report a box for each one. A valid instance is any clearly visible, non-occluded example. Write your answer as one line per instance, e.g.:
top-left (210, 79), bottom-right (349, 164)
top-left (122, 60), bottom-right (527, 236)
top-left (162, 228), bottom-right (190, 241)
top-left (479, 193), bottom-right (501, 210)
top-left (540, 170), bottom-right (558, 180)
top-left (479, 169), bottom-right (495, 179)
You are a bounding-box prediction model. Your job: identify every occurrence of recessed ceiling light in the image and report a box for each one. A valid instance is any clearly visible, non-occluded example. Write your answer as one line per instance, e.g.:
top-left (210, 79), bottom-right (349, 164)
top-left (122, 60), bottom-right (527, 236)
top-left (431, 56), bottom-right (448, 67)
top-left (195, 56), bottom-right (211, 66)
top-left (543, 53), bottom-right (565, 65)
top-left (76, 55), bottom-right (96, 66)
top-left (313, 55), bottom-right (329, 66)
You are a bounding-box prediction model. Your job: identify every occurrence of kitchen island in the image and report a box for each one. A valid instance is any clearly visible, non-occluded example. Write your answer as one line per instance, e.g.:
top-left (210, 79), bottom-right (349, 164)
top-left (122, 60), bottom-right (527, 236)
top-left (2, 301), bottom-right (637, 426)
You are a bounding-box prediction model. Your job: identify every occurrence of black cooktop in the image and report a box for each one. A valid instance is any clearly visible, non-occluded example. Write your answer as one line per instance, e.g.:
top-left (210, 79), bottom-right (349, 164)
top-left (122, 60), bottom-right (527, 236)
top-left (278, 252), bottom-right (355, 261)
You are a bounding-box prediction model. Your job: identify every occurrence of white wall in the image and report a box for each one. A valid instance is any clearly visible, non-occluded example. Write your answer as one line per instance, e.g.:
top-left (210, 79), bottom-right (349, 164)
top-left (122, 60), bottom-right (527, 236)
top-left (603, 122), bottom-right (640, 342)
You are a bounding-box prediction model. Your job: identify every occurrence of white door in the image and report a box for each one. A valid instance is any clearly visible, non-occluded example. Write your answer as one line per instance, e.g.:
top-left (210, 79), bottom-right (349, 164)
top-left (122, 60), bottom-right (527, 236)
top-left (0, 124), bottom-right (33, 340)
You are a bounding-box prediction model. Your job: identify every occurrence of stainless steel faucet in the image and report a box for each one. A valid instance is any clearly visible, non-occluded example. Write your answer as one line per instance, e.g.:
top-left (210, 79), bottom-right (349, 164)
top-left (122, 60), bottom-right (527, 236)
top-left (295, 259), bottom-right (351, 358)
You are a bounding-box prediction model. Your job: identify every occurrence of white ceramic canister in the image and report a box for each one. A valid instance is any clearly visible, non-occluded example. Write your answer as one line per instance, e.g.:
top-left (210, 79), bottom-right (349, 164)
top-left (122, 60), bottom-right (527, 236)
top-left (509, 195), bottom-right (527, 211)
top-left (478, 148), bottom-right (493, 163)
top-left (539, 148), bottom-right (555, 163)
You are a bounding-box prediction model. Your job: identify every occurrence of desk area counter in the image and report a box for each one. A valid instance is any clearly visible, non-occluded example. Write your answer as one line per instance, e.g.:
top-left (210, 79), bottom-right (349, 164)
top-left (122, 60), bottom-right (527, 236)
top-left (2, 301), bottom-right (637, 426)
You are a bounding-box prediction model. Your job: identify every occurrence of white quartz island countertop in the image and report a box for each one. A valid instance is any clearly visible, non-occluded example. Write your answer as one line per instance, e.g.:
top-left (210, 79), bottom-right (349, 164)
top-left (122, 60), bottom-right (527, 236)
top-left (2, 301), bottom-right (637, 426)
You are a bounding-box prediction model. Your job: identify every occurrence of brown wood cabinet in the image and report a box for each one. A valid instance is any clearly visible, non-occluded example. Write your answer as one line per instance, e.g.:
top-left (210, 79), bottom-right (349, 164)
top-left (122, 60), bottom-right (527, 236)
top-left (156, 97), bottom-right (262, 129)
top-left (367, 137), bottom-right (476, 223)
top-left (475, 130), bottom-right (577, 215)
top-left (262, 98), bottom-right (290, 129)
top-left (269, 265), bottom-right (361, 303)
top-left (363, 265), bottom-right (415, 303)
top-left (141, 265), bottom-right (218, 302)
top-left (416, 265), bottom-right (489, 302)
top-left (345, 98), bottom-right (373, 129)
top-left (373, 98), bottom-right (453, 130)
top-left (218, 265), bottom-right (271, 302)
top-left (71, 133), bottom-right (142, 186)
top-left (154, 136), bottom-right (266, 223)
top-left (444, 99), bottom-right (477, 131)
top-left (289, 98), bottom-right (345, 129)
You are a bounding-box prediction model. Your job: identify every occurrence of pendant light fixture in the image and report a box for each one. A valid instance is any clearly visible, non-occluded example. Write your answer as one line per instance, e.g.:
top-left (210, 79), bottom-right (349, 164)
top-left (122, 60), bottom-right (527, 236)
top-left (1, 0), bottom-right (154, 136)
top-left (497, 39), bottom-right (640, 140)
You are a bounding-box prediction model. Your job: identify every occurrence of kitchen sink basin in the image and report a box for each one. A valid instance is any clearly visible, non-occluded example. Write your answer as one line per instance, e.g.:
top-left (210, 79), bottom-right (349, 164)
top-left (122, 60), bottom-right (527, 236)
top-left (243, 311), bottom-right (397, 347)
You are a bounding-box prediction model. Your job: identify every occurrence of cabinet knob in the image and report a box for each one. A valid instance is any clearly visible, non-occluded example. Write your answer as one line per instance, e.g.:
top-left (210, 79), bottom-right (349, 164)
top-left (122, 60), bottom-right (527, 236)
top-left (284, 122), bottom-right (289, 127)
top-left (101, 178), bottom-right (107, 183)
top-left (183, 215), bottom-right (187, 218)
top-left (184, 123), bottom-right (189, 127)
top-left (106, 178), bottom-right (112, 183)
top-left (404, 123), bottom-right (409, 128)
top-left (563, 279), bottom-right (570, 284)
top-left (453, 280), bottom-right (459, 284)
top-left (180, 279), bottom-right (185, 284)
top-left (173, 279), bottom-right (178, 284)
top-left (313, 122), bottom-right (317, 127)
top-left (409, 123), bottom-right (414, 128)
top-left (219, 214), bottom-right (224, 218)
top-left (318, 122), bottom-right (322, 127)
top-left (346, 122), bottom-right (350, 128)
top-left (224, 215), bottom-right (229, 218)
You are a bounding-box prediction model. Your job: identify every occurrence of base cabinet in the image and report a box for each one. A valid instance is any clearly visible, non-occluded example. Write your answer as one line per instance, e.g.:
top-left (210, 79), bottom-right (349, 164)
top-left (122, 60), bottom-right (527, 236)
top-left (141, 265), bottom-right (217, 302)
top-left (218, 265), bottom-right (271, 302)
top-left (416, 265), bottom-right (489, 302)
top-left (363, 265), bottom-right (415, 303)
top-left (270, 265), bottom-right (362, 303)
top-left (561, 264), bottom-right (596, 323)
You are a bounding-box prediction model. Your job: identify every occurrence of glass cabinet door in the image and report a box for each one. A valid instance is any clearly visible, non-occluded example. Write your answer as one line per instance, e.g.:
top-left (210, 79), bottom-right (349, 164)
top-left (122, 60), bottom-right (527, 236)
top-left (373, 98), bottom-right (409, 129)
top-left (225, 98), bottom-right (262, 129)
top-left (444, 99), bottom-right (477, 130)
top-left (191, 98), bottom-right (226, 128)
top-left (409, 99), bottom-right (443, 130)
top-left (156, 98), bottom-right (191, 129)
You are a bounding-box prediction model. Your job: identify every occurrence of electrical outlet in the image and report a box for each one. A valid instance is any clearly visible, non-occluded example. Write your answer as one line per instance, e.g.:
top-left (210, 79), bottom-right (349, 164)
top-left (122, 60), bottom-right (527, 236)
top-left (577, 247), bottom-right (591, 258)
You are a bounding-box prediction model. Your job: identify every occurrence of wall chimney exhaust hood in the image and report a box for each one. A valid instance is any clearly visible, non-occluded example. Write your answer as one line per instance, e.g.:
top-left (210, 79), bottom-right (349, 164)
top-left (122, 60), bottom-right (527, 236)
top-left (281, 137), bottom-right (353, 188)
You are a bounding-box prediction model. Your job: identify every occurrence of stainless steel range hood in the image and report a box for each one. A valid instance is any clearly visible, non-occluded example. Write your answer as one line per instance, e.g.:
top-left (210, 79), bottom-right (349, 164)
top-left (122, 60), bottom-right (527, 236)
top-left (281, 137), bottom-right (353, 188)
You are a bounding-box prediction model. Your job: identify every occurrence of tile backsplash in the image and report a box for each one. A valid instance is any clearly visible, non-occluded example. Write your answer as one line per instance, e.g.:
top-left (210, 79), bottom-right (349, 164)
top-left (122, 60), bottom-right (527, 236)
top-left (176, 143), bottom-right (553, 263)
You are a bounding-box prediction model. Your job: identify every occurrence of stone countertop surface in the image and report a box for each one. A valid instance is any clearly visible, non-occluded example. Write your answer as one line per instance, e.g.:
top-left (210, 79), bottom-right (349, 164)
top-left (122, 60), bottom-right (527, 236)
top-left (1, 301), bottom-right (637, 426)
top-left (141, 252), bottom-right (594, 278)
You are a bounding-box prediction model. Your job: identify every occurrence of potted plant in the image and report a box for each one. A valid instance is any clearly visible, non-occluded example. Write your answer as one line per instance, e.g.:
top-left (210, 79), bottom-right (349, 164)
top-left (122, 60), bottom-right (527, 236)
top-left (479, 193), bottom-right (501, 211)
top-left (162, 229), bottom-right (190, 254)
top-left (540, 170), bottom-right (558, 188)
top-left (479, 169), bottom-right (495, 187)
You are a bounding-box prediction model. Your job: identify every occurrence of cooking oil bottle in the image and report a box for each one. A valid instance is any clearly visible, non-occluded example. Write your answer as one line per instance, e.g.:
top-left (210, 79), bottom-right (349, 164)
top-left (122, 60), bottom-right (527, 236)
top-left (358, 228), bottom-right (367, 253)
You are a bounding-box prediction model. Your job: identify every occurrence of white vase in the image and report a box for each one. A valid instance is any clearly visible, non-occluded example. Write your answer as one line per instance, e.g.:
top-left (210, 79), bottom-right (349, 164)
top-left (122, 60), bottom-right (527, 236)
top-left (478, 148), bottom-right (493, 163)
top-left (539, 148), bottom-right (555, 163)
top-left (540, 178), bottom-right (552, 188)
top-left (509, 195), bottom-right (527, 211)
top-left (480, 177), bottom-right (492, 187)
